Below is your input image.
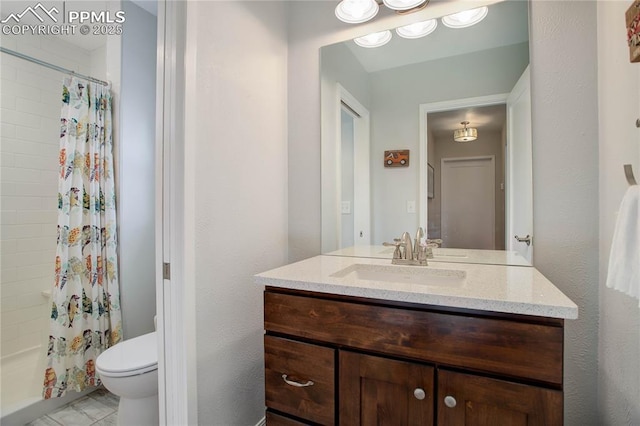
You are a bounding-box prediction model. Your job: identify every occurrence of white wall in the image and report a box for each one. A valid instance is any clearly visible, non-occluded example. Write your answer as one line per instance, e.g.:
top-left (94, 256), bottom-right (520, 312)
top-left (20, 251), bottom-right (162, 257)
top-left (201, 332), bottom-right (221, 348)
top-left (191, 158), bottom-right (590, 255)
top-left (0, 35), bottom-right (92, 358)
top-left (118, 0), bottom-right (157, 339)
top-left (289, 0), bottom-right (600, 423)
top-left (597, 1), bottom-right (640, 424)
top-left (529, 1), bottom-right (599, 423)
top-left (185, 1), bottom-right (288, 423)
top-left (369, 44), bottom-right (526, 244)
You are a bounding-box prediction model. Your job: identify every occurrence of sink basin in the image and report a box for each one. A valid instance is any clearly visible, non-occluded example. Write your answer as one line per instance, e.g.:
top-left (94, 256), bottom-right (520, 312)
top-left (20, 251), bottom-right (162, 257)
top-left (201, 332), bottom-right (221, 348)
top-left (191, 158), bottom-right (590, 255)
top-left (330, 264), bottom-right (466, 287)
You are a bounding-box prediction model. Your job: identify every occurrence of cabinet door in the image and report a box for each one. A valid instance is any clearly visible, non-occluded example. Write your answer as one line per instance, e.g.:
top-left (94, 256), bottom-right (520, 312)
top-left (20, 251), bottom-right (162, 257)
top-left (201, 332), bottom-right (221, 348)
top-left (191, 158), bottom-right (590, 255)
top-left (339, 351), bottom-right (434, 425)
top-left (437, 369), bottom-right (563, 426)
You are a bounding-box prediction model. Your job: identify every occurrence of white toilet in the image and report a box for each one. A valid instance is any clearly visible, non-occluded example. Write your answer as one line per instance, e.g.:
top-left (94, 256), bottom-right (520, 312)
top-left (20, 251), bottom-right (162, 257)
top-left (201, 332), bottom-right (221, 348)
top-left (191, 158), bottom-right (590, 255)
top-left (96, 331), bottom-right (159, 425)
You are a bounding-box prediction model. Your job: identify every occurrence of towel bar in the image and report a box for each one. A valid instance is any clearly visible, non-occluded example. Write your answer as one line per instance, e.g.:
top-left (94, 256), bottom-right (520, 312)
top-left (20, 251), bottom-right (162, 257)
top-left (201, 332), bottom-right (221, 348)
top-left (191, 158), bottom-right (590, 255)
top-left (624, 164), bottom-right (637, 185)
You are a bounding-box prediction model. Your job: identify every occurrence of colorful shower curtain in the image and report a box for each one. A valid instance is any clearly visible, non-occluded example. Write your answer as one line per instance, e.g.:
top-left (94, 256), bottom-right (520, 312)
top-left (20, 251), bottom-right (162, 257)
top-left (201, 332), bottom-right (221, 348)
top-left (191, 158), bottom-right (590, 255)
top-left (43, 77), bottom-right (123, 399)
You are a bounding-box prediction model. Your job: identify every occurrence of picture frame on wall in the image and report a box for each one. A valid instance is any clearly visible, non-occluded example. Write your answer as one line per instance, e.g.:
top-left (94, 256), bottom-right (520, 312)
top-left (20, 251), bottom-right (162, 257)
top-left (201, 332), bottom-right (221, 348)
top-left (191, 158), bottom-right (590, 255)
top-left (384, 150), bottom-right (410, 167)
top-left (627, 0), bottom-right (640, 62)
top-left (428, 164), bottom-right (434, 199)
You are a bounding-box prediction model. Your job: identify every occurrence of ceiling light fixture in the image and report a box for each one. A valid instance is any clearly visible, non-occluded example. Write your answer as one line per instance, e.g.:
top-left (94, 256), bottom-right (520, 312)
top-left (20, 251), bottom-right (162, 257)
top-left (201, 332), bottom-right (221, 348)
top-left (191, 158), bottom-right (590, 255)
top-left (354, 30), bottom-right (393, 48)
top-left (335, 0), bottom-right (379, 24)
top-left (396, 19), bottom-right (437, 39)
top-left (383, 0), bottom-right (426, 12)
top-left (453, 121), bottom-right (477, 142)
top-left (441, 6), bottom-right (488, 29)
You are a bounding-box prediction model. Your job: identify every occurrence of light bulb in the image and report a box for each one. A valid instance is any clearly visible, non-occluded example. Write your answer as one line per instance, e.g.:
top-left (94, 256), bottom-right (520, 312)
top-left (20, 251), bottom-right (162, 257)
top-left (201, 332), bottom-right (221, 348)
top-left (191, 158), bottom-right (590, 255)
top-left (442, 6), bottom-right (488, 29)
top-left (354, 30), bottom-right (392, 48)
top-left (383, 0), bottom-right (425, 11)
top-left (396, 19), bottom-right (437, 39)
top-left (335, 0), bottom-right (379, 24)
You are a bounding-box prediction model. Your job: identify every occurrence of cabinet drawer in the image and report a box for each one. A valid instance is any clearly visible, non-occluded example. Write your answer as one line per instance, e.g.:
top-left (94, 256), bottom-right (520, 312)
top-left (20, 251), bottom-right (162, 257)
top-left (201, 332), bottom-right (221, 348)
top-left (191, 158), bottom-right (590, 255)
top-left (264, 335), bottom-right (335, 425)
top-left (265, 291), bottom-right (563, 386)
top-left (266, 411), bottom-right (311, 425)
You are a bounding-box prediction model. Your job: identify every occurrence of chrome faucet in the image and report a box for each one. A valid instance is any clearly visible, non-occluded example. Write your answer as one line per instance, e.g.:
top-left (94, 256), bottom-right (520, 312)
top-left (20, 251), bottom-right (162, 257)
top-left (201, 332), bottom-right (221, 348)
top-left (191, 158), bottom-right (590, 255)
top-left (414, 227), bottom-right (425, 256)
top-left (383, 228), bottom-right (428, 266)
top-left (400, 231), bottom-right (413, 261)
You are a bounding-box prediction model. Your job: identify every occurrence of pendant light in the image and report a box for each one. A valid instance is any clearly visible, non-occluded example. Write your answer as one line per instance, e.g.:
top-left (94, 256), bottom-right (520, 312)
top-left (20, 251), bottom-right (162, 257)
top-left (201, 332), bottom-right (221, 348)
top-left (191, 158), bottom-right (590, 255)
top-left (335, 0), bottom-right (379, 24)
top-left (453, 121), bottom-right (477, 142)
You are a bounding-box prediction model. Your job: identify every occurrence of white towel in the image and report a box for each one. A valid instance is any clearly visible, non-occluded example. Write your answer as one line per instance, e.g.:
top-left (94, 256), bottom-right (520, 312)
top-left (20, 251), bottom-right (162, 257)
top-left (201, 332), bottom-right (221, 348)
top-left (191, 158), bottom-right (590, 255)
top-left (606, 185), bottom-right (640, 306)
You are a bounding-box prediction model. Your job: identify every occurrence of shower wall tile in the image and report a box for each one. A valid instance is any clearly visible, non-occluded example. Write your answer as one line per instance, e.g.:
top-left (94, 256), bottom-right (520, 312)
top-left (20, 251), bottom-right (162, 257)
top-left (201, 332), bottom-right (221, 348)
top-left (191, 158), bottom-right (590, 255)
top-left (3, 138), bottom-right (53, 156)
top-left (1, 279), bottom-right (43, 298)
top-left (2, 196), bottom-right (44, 210)
top-left (1, 62), bottom-right (17, 80)
top-left (14, 153), bottom-right (59, 171)
top-left (1, 108), bottom-right (42, 128)
top-left (1, 210), bottom-right (17, 224)
top-left (1, 93), bottom-right (16, 109)
top-left (1, 305), bottom-right (43, 326)
top-left (2, 167), bottom-right (43, 183)
top-left (1, 224), bottom-right (43, 240)
top-left (0, 80), bottom-right (42, 102)
top-left (1, 152), bottom-right (15, 167)
top-left (1, 122), bottom-right (16, 138)
top-left (16, 97), bottom-right (60, 119)
top-left (1, 36), bottom-right (92, 357)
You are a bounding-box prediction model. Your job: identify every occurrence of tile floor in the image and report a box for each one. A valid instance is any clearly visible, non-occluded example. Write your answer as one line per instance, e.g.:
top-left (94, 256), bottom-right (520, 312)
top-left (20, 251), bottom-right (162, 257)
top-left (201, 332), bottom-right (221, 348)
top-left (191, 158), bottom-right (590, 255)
top-left (26, 388), bottom-right (119, 426)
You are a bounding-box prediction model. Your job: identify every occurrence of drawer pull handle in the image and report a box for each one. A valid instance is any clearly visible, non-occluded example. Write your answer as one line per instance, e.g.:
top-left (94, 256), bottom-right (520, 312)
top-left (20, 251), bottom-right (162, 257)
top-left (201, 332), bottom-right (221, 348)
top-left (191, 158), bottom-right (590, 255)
top-left (282, 374), bottom-right (314, 388)
top-left (444, 395), bottom-right (457, 408)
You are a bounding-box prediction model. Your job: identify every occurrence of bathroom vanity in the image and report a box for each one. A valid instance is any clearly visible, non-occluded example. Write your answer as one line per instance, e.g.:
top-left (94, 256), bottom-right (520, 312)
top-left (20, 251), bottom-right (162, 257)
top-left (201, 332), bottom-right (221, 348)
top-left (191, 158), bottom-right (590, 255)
top-left (256, 255), bottom-right (577, 425)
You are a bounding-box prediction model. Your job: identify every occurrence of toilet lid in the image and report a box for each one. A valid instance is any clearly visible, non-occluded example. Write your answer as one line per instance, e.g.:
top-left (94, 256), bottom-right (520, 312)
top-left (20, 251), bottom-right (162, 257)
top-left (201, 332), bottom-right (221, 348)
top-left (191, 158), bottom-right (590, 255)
top-left (96, 331), bottom-right (158, 377)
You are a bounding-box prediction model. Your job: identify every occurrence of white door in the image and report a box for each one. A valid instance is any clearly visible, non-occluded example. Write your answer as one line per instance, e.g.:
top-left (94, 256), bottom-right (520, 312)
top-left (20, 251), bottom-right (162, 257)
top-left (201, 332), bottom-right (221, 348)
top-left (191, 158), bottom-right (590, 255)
top-left (441, 156), bottom-right (495, 249)
top-left (506, 66), bottom-right (533, 262)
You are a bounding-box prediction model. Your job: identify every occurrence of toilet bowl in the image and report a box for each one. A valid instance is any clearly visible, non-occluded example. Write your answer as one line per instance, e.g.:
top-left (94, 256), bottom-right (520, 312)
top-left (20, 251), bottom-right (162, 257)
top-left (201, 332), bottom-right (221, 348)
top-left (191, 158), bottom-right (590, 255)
top-left (96, 331), bottom-right (158, 425)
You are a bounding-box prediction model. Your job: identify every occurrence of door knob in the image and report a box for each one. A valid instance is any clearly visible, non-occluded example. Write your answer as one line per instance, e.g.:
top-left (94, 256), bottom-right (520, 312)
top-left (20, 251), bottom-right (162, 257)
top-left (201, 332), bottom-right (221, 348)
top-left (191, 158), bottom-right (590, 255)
top-left (514, 234), bottom-right (532, 246)
top-left (413, 388), bottom-right (426, 400)
top-left (444, 395), bottom-right (457, 408)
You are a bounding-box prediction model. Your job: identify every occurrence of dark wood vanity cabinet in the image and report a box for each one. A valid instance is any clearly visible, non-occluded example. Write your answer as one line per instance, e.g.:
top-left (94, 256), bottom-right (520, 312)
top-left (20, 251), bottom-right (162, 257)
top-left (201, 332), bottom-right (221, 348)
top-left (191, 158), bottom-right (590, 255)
top-left (263, 287), bottom-right (565, 426)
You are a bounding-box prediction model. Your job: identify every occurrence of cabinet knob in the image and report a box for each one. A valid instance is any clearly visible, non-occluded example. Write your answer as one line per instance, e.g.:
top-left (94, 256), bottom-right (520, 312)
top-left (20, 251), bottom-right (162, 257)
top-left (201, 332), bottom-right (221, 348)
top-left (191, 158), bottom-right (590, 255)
top-left (444, 395), bottom-right (457, 408)
top-left (413, 388), bottom-right (426, 400)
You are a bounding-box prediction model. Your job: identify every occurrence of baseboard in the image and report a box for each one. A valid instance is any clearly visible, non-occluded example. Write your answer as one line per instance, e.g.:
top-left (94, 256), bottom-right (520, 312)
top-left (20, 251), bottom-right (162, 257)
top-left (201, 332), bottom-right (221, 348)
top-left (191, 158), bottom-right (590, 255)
top-left (255, 416), bottom-right (266, 426)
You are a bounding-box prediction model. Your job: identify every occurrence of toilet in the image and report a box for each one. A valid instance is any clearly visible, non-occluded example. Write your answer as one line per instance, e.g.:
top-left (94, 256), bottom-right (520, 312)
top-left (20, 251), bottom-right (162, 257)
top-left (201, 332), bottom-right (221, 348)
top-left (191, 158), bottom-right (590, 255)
top-left (96, 331), bottom-right (158, 425)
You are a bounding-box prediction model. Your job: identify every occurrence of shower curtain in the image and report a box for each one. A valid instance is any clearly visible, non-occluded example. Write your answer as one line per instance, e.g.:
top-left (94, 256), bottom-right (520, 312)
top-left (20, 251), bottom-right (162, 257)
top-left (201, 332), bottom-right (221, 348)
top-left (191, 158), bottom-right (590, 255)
top-left (43, 77), bottom-right (123, 399)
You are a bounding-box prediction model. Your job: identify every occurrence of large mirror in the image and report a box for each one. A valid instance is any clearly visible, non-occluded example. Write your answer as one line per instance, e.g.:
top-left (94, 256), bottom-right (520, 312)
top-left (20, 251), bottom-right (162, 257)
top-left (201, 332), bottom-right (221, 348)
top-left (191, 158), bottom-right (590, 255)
top-left (321, 0), bottom-right (532, 266)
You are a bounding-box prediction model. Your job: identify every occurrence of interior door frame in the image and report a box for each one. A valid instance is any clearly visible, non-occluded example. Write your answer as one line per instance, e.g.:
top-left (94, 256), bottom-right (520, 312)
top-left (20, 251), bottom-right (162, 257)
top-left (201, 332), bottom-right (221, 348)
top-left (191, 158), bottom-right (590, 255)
top-left (505, 66), bottom-right (533, 261)
top-left (156, 1), bottom-right (198, 424)
top-left (418, 93), bottom-right (508, 235)
top-left (324, 84), bottom-right (371, 251)
top-left (338, 85), bottom-right (371, 248)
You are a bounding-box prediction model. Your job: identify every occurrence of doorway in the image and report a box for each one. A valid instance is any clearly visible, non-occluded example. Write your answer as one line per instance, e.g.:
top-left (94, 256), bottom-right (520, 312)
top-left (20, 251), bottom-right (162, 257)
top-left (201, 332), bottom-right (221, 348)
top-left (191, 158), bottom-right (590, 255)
top-left (441, 156), bottom-right (496, 249)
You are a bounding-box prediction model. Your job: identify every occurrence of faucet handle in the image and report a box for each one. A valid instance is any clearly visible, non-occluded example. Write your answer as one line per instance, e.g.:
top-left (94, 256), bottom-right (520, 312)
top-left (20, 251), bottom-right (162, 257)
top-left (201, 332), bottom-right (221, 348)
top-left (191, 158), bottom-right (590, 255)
top-left (426, 238), bottom-right (442, 247)
top-left (383, 241), bottom-right (402, 259)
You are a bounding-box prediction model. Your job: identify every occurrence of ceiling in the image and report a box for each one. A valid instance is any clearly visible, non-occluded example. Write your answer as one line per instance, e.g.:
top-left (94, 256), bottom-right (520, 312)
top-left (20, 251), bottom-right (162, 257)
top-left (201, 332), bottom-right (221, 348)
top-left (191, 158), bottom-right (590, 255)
top-left (344, 0), bottom-right (528, 73)
top-left (428, 104), bottom-right (507, 141)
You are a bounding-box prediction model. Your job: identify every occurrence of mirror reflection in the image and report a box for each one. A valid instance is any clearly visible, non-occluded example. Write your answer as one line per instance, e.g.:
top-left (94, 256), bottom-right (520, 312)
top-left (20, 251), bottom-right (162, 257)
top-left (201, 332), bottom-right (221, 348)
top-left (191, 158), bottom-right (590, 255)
top-left (320, 0), bottom-right (532, 266)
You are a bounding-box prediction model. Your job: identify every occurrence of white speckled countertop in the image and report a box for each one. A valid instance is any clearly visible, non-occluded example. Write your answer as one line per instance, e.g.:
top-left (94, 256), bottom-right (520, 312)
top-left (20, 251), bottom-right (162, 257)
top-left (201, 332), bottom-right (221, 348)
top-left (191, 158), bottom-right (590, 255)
top-left (255, 255), bottom-right (578, 319)
top-left (325, 245), bottom-right (532, 267)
